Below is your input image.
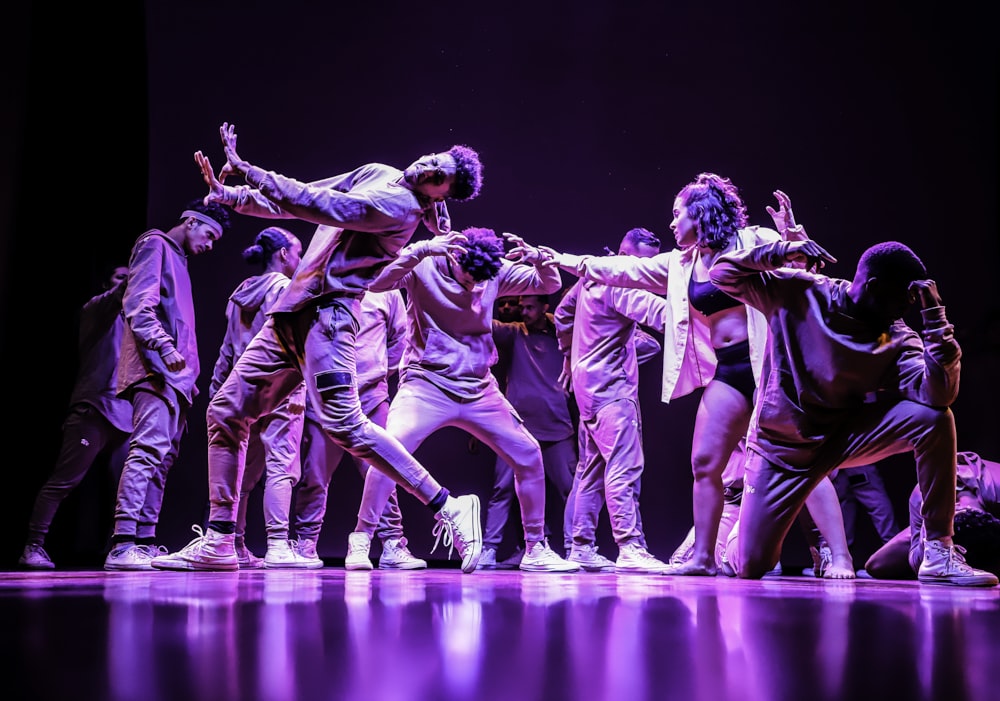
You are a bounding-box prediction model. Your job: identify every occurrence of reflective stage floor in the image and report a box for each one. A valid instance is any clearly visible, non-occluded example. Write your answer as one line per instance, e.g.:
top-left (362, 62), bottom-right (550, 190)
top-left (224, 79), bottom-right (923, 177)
top-left (2, 568), bottom-right (998, 701)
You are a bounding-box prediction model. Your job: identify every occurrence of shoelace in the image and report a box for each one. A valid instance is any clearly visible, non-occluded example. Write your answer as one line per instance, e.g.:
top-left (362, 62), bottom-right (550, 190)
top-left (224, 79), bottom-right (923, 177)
top-left (947, 544), bottom-right (976, 572)
top-left (626, 547), bottom-right (659, 562)
top-left (177, 524), bottom-right (208, 554)
top-left (431, 518), bottom-right (458, 561)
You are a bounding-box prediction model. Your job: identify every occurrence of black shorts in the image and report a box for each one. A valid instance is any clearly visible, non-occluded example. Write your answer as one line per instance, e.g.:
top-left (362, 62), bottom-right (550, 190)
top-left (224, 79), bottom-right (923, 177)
top-left (714, 339), bottom-right (755, 401)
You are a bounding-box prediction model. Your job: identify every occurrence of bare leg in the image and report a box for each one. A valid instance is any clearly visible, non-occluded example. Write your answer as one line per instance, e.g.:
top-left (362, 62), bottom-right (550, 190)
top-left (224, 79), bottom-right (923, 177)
top-left (667, 381), bottom-right (751, 576)
top-left (805, 477), bottom-right (855, 579)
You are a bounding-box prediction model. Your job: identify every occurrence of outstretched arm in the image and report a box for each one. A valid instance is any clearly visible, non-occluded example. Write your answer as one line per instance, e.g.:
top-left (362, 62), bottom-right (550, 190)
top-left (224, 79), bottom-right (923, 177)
top-left (503, 232), bottom-right (553, 266)
top-left (368, 231), bottom-right (469, 292)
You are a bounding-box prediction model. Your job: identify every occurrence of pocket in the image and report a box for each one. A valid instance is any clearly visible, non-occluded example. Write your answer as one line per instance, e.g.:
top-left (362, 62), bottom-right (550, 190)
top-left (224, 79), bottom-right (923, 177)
top-left (421, 328), bottom-right (494, 379)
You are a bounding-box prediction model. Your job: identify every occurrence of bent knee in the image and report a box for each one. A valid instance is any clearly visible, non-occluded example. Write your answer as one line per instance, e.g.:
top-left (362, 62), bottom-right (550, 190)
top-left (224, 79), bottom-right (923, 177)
top-left (907, 403), bottom-right (954, 434)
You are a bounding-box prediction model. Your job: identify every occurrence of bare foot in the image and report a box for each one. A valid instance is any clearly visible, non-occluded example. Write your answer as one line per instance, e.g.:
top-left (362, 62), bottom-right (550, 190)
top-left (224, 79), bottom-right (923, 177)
top-left (823, 556), bottom-right (856, 580)
top-left (662, 560), bottom-right (718, 577)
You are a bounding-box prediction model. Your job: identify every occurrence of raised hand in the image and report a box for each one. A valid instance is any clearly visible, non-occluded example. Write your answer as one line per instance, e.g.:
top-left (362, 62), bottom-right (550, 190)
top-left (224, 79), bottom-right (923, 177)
top-left (766, 189), bottom-right (808, 241)
top-left (194, 150), bottom-right (229, 206)
top-left (219, 122), bottom-right (249, 176)
top-left (425, 230), bottom-right (469, 270)
top-left (503, 232), bottom-right (550, 265)
top-left (537, 245), bottom-right (563, 267)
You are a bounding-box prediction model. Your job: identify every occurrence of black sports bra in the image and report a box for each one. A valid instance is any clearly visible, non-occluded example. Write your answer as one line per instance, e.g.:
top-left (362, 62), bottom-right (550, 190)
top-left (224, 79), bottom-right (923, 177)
top-left (688, 276), bottom-right (741, 316)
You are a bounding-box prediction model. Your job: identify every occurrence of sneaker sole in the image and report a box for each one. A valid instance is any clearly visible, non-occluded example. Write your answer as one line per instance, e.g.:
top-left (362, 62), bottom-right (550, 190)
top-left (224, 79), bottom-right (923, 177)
top-left (519, 564), bottom-right (583, 573)
top-left (615, 565), bottom-right (670, 574)
top-left (150, 558), bottom-right (238, 571)
top-left (344, 560), bottom-right (374, 571)
top-left (918, 574), bottom-right (1000, 587)
top-left (264, 562), bottom-right (318, 569)
top-left (379, 561), bottom-right (428, 570)
top-left (571, 562), bottom-right (615, 572)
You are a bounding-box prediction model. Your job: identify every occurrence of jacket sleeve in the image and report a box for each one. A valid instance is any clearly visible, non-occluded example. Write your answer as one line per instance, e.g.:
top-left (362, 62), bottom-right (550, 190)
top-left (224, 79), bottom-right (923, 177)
top-left (633, 327), bottom-right (663, 366)
top-left (580, 252), bottom-right (671, 294)
top-left (231, 166), bottom-right (419, 232)
top-left (208, 300), bottom-right (238, 398)
top-left (368, 240), bottom-right (432, 292)
top-left (123, 237), bottom-right (176, 356)
top-left (496, 258), bottom-right (563, 298)
top-left (893, 307), bottom-right (962, 407)
top-left (609, 287), bottom-right (669, 330)
top-left (78, 278), bottom-right (126, 351)
top-left (553, 281), bottom-right (581, 356)
top-left (384, 291), bottom-right (408, 377)
top-left (708, 239), bottom-right (793, 312)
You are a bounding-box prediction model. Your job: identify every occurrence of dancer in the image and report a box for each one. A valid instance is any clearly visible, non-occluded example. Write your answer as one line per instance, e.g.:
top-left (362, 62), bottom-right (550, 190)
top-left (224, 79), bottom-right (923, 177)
top-left (712, 236), bottom-right (996, 586)
top-left (151, 123), bottom-right (485, 573)
top-left (544, 176), bottom-right (854, 577)
top-left (554, 227), bottom-right (669, 573)
top-left (292, 288), bottom-right (427, 570)
top-left (208, 226), bottom-right (320, 569)
top-left (347, 227), bottom-right (579, 572)
top-left (21, 264), bottom-right (131, 569)
top-left (105, 199), bottom-right (232, 570)
top-left (866, 450), bottom-right (1000, 581)
top-left (479, 293), bottom-right (577, 568)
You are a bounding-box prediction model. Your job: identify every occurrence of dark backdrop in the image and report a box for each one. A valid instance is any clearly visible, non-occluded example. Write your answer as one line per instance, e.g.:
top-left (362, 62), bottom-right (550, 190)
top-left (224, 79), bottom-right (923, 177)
top-left (3, 1), bottom-right (997, 569)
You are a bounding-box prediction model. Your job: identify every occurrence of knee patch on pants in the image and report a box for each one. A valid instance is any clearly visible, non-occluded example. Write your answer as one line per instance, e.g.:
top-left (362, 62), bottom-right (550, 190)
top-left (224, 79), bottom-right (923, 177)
top-left (315, 371), bottom-right (354, 398)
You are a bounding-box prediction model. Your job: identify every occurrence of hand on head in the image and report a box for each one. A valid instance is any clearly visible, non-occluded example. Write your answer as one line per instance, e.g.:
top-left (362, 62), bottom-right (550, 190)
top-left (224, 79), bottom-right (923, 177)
top-left (909, 279), bottom-right (942, 309)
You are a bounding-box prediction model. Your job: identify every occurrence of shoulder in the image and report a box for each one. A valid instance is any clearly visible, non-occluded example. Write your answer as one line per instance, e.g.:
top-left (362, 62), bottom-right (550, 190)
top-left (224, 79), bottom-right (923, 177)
top-left (740, 226), bottom-right (781, 245)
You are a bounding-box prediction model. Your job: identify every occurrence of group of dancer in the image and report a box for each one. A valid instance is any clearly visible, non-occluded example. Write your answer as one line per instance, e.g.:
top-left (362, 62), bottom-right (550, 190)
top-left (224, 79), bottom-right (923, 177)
top-left (20, 123), bottom-right (999, 587)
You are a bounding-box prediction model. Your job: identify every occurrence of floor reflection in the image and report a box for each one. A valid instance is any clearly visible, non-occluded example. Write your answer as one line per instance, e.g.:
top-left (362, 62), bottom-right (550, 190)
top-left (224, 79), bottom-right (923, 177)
top-left (1, 570), bottom-right (997, 701)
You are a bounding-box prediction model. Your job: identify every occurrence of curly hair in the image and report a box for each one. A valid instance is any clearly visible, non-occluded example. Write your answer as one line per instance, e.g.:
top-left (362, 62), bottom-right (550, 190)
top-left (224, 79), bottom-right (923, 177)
top-left (622, 226), bottom-right (662, 251)
top-left (242, 226), bottom-right (296, 269)
top-left (858, 241), bottom-right (927, 284)
top-left (677, 173), bottom-right (748, 251)
top-left (456, 226), bottom-right (504, 281)
top-left (181, 198), bottom-right (233, 234)
top-left (448, 145), bottom-right (484, 202)
top-left (954, 507), bottom-right (1000, 575)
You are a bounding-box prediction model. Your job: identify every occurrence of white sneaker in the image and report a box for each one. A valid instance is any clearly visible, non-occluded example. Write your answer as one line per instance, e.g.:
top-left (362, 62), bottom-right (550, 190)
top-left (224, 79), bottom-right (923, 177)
top-left (568, 543), bottom-right (616, 572)
top-left (379, 537), bottom-right (427, 570)
top-left (520, 540), bottom-right (581, 572)
top-left (20, 543), bottom-right (55, 570)
top-left (809, 543), bottom-right (833, 577)
top-left (476, 547), bottom-right (499, 570)
top-left (918, 539), bottom-right (999, 587)
top-left (104, 542), bottom-right (155, 571)
top-left (668, 527), bottom-right (696, 566)
top-left (292, 539), bottom-right (325, 569)
top-left (150, 525), bottom-right (238, 571)
top-left (235, 540), bottom-right (264, 569)
top-left (615, 542), bottom-right (671, 574)
top-left (431, 494), bottom-right (482, 573)
top-left (345, 532), bottom-right (373, 571)
top-left (264, 539), bottom-right (318, 569)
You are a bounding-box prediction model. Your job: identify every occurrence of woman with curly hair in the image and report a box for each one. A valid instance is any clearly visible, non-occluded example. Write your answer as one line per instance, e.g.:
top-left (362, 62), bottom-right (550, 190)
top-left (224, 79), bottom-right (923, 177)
top-left (547, 173), bottom-right (854, 578)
